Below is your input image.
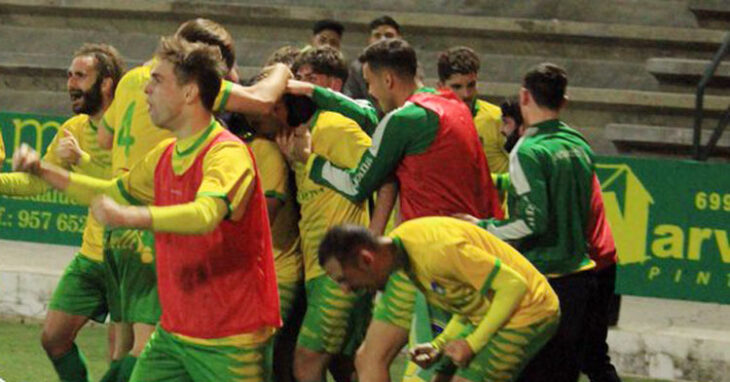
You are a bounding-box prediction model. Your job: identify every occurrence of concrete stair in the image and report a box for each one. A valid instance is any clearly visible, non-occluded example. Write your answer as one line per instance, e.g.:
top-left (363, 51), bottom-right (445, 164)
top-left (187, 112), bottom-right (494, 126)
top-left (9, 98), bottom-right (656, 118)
top-left (210, 0), bottom-right (701, 28)
top-left (0, 0), bottom-right (728, 158)
top-left (689, 0), bottom-right (730, 30)
top-left (647, 57), bottom-right (730, 91)
top-left (605, 123), bottom-right (730, 158)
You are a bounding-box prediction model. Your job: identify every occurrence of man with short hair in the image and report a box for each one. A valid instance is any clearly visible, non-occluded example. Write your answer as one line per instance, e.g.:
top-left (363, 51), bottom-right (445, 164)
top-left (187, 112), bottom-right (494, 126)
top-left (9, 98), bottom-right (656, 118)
top-left (466, 63), bottom-right (598, 382)
top-left (437, 46), bottom-right (509, 174)
top-left (311, 19), bottom-right (345, 50)
top-left (318, 218), bottom-right (560, 382)
top-left (94, 17), bottom-right (291, 380)
top-left (286, 38), bottom-right (503, 382)
top-left (490, 97), bottom-right (621, 382)
top-left (279, 45), bottom-right (373, 382)
top-left (343, 15), bottom-right (401, 100)
top-left (265, 45), bottom-right (301, 68)
top-left (0, 43), bottom-right (123, 382)
top-left (14, 36), bottom-right (281, 382)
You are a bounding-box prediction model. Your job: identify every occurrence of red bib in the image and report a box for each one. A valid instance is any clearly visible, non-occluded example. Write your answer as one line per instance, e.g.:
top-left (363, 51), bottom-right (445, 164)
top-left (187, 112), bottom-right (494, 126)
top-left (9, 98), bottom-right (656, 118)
top-left (398, 90), bottom-right (504, 221)
top-left (154, 129), bottom-right (280, 338)
top-left (587, 174), bottom-right (617, 270)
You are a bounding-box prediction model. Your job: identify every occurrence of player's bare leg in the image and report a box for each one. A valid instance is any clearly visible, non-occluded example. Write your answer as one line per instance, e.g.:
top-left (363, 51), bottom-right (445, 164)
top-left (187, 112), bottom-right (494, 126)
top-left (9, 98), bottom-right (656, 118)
top-left (41, 310), bottom-right (89, 358)
top-left (355, 320), bottom-right (408, 382)
top-left (294, 347), bottom-right (333, 382)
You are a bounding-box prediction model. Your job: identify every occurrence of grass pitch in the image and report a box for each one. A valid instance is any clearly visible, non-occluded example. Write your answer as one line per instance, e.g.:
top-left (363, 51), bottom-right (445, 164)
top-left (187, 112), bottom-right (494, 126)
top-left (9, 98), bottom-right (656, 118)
top-left (0, 319), bottom-right (671, 382)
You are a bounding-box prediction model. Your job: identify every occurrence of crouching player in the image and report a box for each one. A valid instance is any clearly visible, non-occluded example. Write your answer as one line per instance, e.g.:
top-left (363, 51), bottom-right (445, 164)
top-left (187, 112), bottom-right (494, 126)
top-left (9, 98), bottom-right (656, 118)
top-left (13, 36), bottom-right (280, 381)
top-left (318, 217), bottom-right (560, 382)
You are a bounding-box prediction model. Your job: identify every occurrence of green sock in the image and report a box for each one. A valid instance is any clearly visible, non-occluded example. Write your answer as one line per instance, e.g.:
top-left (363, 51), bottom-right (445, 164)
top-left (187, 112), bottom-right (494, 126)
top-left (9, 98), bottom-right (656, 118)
top-left (51, 343), bottom-right (90, 382)
top-left (117, 355), bottom-right (138, 382)
top-left (99, 359), bottom-right (122, 382)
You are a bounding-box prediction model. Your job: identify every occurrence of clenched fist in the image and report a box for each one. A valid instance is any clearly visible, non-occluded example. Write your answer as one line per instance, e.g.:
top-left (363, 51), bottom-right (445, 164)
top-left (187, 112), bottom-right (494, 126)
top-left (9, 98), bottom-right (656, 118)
top-left (12, 143), bottom-right (41, 174)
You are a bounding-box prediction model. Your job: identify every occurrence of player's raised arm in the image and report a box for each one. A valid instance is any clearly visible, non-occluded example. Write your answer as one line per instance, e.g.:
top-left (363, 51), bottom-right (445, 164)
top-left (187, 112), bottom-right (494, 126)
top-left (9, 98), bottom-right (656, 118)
top-left (288, 80), bottom-right (380, 135)
top-left (222, 63), bottom-right (291, 115)
top-left (12, 143), bottom-right (129, 206)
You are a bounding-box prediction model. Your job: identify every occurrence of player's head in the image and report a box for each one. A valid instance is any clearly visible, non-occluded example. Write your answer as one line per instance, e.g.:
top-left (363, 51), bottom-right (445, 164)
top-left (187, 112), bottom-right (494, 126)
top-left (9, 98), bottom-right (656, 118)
top-left (293, 45), bottom-right (348, 92)
top-left (318, 225), bottom-right (390, 293)
top-left (146, 36), bottom-right (226, 130)
top-left (368, 15), bottom-right (401, 45)
top-left (358, 38), bottom-right (418, 112)
top-left (68, 43), bottom-right (125, 115)
top-left (500, 98), bottom-right (525, 152)
top-left (311, 19), bottom-right (344, 50)
top-left (521, 63), bottom-right (567, 114)
top-left (265, 45), bottom-right (301, 68)
top-left (437, 46), bottom-right (480, 106)
top-left (175, 18), bottom-right (236, 74)
top-left (242, 74), bottom-right (289, 138)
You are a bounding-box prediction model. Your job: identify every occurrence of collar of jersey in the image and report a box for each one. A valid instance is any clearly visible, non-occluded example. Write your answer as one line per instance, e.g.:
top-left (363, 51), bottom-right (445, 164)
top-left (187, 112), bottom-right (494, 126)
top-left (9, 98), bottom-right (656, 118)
top-left (306, 110), bottom-right (322, 132)
top-left (88, 117), bottom-right (98, 132)
top-left (391, 236), bottom-right (412, 272)
top-left (470, 98), bottom-right (480, 117)
top-left (531, 118), bottom-right (562, 130)
top-left (414, 87), bottom-right (437, 95)
top-left (174, 118), bottom-right (216, 158)
top-left (392, 236), bottom-right (427, 293)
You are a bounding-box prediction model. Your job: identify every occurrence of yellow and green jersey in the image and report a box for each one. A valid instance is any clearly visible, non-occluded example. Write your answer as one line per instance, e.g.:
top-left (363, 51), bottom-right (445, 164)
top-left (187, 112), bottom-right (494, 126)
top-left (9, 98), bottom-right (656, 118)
top-left (472, 99), bottom-right (509, 174)
top-left (390, 217), bottom-right (559, 328)
top-left (295, 110), bottom-right (371, 281)
top-left (118, 121), bottom-right (253, 222)
top-left (249, 137), bottom-right (302, 283)
top-left (0, 114), bottom-right (111, 261)
top-left (102, 60), bottom-right (234, 177)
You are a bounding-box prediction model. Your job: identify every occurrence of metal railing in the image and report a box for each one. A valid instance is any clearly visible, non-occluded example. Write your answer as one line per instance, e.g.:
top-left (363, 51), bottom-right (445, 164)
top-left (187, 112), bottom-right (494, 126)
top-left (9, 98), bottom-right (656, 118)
top-left (692, 31), bottom-right (730, 161)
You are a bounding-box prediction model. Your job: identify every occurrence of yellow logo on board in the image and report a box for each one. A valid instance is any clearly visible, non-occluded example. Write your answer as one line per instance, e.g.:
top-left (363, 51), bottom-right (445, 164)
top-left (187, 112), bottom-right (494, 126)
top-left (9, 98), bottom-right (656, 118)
top-left (597, 164), bottom-right (654, 265)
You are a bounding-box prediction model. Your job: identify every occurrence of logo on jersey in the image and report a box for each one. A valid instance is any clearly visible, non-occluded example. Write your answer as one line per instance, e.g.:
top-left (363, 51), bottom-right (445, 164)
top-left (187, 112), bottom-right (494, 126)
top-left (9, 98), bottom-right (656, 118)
top-left (430, 281), bottom-right (446, 295)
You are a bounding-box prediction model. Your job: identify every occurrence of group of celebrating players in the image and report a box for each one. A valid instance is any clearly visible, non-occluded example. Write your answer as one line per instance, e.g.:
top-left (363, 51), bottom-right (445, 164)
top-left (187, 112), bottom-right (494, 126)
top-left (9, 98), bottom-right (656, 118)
top-left (0, 13), bottom-right (621, 382)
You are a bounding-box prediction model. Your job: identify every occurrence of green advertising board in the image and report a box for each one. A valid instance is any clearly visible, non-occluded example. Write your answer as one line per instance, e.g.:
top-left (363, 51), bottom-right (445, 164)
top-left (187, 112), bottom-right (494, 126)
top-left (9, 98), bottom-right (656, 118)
top-left (0, 111), bottom-right (87, 246)
top-left (596, 156), bottom-right (730, 304)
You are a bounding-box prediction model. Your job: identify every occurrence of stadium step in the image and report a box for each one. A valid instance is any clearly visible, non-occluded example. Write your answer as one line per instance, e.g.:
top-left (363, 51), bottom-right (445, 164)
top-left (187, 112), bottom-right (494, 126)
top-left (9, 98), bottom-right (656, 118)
top-left (647, 57), bottom-right (730, 90)
top-left (689, 0), bottom-right (730, 30)
top-left (214, 0), bottom-right (700, 28)
top-left (4, 80), bottom-right (729, 157)
top-left (0, 0), bottom-right (724, 61)
top-left (0, 49), bottom-right (262, 93)
top-left (0, 89), bottom-right (72, 116)
top-left (605, 123), bottom-right (730, 157)
top-left (1, 0), bottom-right (727, 159)
top-left (0, 32), bottom-right (660, 94)
top-left (0, 2), bottom-right (724, 96)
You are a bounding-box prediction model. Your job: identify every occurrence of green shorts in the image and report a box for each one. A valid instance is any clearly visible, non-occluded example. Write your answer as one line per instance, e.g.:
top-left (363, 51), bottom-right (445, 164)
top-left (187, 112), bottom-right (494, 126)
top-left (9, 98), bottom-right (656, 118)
top-left (48, 253), bottom-right (108, 323)
top-left (373, 270), bottom-right (419, 331)
top-left (454, 315), bottom-right (559, 382)
top-left (105, 228), bottom-right (160, 324)
top-left (297, 275), bottom-right (371, 355)
top-left (130, 326), bottom-right (271, 382)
